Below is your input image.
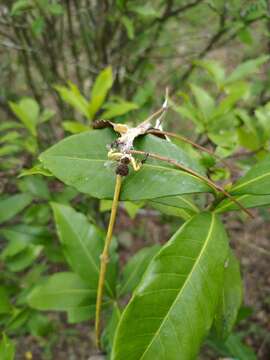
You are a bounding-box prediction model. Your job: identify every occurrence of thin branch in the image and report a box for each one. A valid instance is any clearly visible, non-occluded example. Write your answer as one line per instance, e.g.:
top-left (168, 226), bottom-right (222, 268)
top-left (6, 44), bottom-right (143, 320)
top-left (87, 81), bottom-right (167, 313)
top-left (128, 149), bottom-right (254, 218)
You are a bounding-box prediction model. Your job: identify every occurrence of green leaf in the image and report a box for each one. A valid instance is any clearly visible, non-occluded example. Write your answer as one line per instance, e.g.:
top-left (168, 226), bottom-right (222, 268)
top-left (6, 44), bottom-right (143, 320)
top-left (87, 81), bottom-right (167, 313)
top-left (67, 304), bottom-right (96, 323)
top-left (51, 203), bottom-right (117, 297)
top-left (121, 16), bottom-right (135, 39)
top-left (39, 129), bottom-right (210, 200)
top-left (102, 304), bottom-right (121, 354)
top-left (62, 121), bottom-right (89, 134)
top-left (119, 245), bottom-right (161, 297)
top-left (88, 67), bottom-right (113, 119)
top-left (18, 176), bottom-right (50, 200)
top-left (190, 84), bottom-right (215, 121)
top-left (0, 334), bottom-right (15, 360)
top-left (102, 100), bottom-right (138, 119)
top-left (150, 194), bottom-right (198, 219)
top-left (112, 212), bottom-right (229, 359)
top-left (19, 164), bottom-right (53, 177)
top-left (55, 82), bottom-right (89, 118)
top-left (213, 251), bottom-right (242, 339)
top-left (0, 287), bottom-right (12, 314)
top-left (215, 193), bottom-right (270, 213)
top-left (0, 193), bottom-right (32, 224)
top-left (226, 55), bottom-right (269, 83)
top-left (3, 245), bottom-right (43, 272)
top-left (231, 154), bottom-right (270, 195)
top-left (11, 0), bottom-right (32, 15)
top-left (194, 60), bottom-right (225, 87)
top-left (9, 98), bottom-right (39, 136)
top-left (28, 272), bottom-right (95, 311)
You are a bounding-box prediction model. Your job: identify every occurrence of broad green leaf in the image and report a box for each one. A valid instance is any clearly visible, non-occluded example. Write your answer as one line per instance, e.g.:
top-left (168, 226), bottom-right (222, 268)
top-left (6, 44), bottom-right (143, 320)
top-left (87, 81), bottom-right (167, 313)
top-left (231, 154), bottom-right (270, 195)
top-left (194, 60), bottom-right (225, 87)
top-left (213, 251), bottom-right (242, 339)
top-left (62, 121), bottom-right (89, 134)
top-left (226, 55), bottom-right (269, 83)
top-left (190, 84), bottom-right (215, 120)
top-left (0, 193), bottom-right (32, 224)
top-left (39, 129), bottom-right (210, 200)
top-left (102, 304), bottom-right (121, 354)
top-left (9, 98), bottom-right (39, 136)
top-left (215, 193), bottom-right (270, 213)
top-left (0, 334), bottom-right (15, 360)
top-left (119, 245), bottom-right (161, 297)
top-left (28, 272), bottom-right (95, 311)
top-left (89, 67), bottom-right (113, 119)
top-left (51, 203), bottom-right (117, 297)
top-left (112, 212), bottom-right (229, 360)
top-left (55, 82), bottom-right (89, 118)
top-left (102, 101), bottom-right (138, 119)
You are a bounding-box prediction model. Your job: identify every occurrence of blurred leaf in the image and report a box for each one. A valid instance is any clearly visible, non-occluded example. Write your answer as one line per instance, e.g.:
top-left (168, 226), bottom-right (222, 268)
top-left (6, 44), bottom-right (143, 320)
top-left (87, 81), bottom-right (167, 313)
top-left (190, 84), bottom-right (215, 121)
top-left (67, 304), bottom-right (96, 324)
top-left (0, 287), bottom-right (12, 314)
top-left (226, 55), bottom-right (269, 83)
top-left (0, 193), bottom-right (32, 224)
top-left (11, 0), bottom-right (32, 15)
top-left (124, 201), bottom-right (144, 219)
top-left (18, 176), bottom-right (50, 200)
top-left (194, 60), bottom-right (225, 87)
top-left (39, 108), bottom-right (55, 123)
top-left (51, 203), bottom-right (117, 297)
top-left (88, 66), bottom-right (113, 119)
top-left (213, 251), bottom-right (243, 339)
top-left (112, 213), bottom-right (229, 359)
top-left (28, 272), bottom-right (95, 311)
top-left (3, 245), bottom-right (43, 272)
top-left (31, 16), bottom-right (45, 37)
top-left (0, 334), bottom-right (15, 360)
top-left (62, 121), bottom-right (89, 134)
top-left (9, 98), bottom-right (40, 136)
top-left (19, 164), bottom-right (53, 177)
top-left (130, 4), bottom-right (160, 18)
top-left (6, 308), bottom-right (30, 332)
top-left (121, 16), bottom-right (135, 39)
top-left (102, 100), bottom-right (138, 119)
top-left (55, 82), bottom-right (89, 118)
top-left (119, 245), bottom-right (161, 297)
top-left (27, 312), bottom-right (53, 337)
top-left (102, 304), bottom-right (121, 354)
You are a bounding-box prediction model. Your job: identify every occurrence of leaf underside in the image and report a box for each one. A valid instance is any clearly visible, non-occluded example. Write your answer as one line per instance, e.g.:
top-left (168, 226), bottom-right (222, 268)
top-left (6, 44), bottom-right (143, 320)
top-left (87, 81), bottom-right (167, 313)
top-left (112, 212), bottom-right (229, 360)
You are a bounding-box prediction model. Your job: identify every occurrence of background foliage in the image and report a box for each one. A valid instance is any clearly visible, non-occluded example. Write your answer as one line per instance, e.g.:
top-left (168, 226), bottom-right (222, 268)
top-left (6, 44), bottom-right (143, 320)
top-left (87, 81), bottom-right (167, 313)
top-left (0, 0), bottom-right (270, 359)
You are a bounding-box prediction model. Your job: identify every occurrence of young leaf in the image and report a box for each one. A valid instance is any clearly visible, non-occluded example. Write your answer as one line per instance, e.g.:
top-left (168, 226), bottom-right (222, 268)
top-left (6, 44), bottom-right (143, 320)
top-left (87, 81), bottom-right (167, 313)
top-left (9, 98), bottom-right (39, 136)
top-left (190, 84), bottom-right (215, 121)
top-left (39, 129), bottom-right (210, 201)
top-left (112, 212), bottom-right (229, 359)
top-left (0, 193), bottom-right (32, 224)
top-left (28, 272), bottom-right (95, 311)
top-left (102, 100), bottom-right (138, 119)
top-left (213, 251), bottom-right (243, 339)
top-left (119, 245), bottom-right (161, 297)
top-left (55, 82), bottom-right (89, 118)
top-left (194, 60), bottom-right (225, 87)
top-left (88, 67), bottom-right (113, 119)
top-left (226, 55), bottom-right (269, 83)
top-left (0, 334), bottom-right (15, 360)
top-left (231, 154), bottom-right (270, 195)
top-left (51, 203), bottom-right (117, 297)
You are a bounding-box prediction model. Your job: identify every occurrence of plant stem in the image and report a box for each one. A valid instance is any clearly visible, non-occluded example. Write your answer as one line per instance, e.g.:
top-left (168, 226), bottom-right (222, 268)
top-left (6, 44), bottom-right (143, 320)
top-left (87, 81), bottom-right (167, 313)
top-left (95, 174), bottom-right (122, 349)
top-left (129, 149), bottom-right (253, 218)
top-left (147, 129), bottom-right (236, 172)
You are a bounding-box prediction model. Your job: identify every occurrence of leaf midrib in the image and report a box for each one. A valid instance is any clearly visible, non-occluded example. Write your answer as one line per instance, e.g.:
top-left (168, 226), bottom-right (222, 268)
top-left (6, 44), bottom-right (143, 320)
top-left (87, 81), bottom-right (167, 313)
top-left (139, 214), bottom-right (215, 359)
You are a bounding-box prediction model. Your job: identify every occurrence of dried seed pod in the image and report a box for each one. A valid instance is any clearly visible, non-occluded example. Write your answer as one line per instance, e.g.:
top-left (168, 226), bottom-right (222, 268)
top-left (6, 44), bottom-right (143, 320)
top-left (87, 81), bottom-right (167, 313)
top-left (92, 119), bottom-right (113, 129)
top-left (116, 163), bottom-right (129, 176)
top-left (120, 156), bottom-right (131, 165)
